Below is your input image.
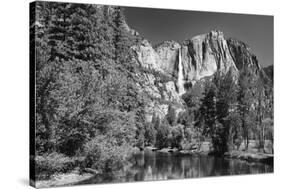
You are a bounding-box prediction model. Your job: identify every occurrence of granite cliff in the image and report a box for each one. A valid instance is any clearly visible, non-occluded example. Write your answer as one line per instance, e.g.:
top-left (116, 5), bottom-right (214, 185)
top-left (129, 29), bottom-right (266, 121)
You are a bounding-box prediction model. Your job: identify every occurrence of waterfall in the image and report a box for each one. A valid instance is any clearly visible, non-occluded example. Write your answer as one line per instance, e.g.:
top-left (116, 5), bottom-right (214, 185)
top-left (177, 48), bottom-right (185, 95)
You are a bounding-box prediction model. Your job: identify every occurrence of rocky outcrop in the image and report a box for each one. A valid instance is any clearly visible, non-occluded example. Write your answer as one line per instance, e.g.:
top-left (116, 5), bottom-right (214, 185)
top-left (227, 38), bottom-right (260, 70)
top-left (227, 38), bottom-right (273, 85)
top-left (155, 40), bottom-right (181, 76)
top-left (144, 101), bottom-right (169, 122)
top-left (263, 65), bottom-right (273, 82)
top-left (163, 81), bottom-right (182, 102)
top-left (132, 40), bottom-right (163, 73)
top-left (134, 70), bottom-right (184, 122)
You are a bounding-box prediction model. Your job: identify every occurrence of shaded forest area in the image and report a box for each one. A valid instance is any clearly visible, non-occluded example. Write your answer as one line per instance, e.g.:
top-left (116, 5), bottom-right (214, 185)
top-left (31, 2), bottom-right (273, 182)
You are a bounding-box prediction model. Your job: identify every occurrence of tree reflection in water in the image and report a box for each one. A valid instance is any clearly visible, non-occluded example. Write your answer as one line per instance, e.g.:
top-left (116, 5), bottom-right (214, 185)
top-left (77, 149), bottom-right (273, 185)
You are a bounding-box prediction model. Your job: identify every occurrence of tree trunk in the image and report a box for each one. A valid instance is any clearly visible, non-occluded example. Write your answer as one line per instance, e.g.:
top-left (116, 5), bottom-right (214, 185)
top-left (262, 125), bottom-right (265, 153)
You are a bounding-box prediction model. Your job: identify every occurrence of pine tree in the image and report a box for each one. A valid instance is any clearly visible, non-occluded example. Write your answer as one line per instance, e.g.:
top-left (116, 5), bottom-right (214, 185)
top-left (166, 105), bottom-right (177, 126)
top-left (197, 71), bottom-right (238, 154)
top-left (199, 82), bottom-right (217, 138)
top-left (214, 71), bottom-right (237, 153)
top-left (237, 66), bottom-right (256, 150)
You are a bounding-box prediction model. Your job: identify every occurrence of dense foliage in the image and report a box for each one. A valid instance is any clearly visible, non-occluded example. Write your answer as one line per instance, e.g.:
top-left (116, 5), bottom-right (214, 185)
top-left (195, 68), bottom-right (273, 155)
top-left (33, 2), bottom-right (145, 177)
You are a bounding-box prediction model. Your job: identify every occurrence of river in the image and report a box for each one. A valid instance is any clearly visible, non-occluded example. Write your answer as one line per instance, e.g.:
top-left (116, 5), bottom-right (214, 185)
top-left (77, 149), bottom-right (273, 185)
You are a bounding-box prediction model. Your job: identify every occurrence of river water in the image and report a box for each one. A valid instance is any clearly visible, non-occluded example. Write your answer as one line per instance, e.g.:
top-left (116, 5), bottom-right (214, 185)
top-left (78, 149), bottom-right (273, 185)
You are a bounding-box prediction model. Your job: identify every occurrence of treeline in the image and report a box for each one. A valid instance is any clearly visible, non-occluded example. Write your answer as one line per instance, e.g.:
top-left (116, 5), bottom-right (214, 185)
top-left (141, 67), bottom-right (273, 156)
top-left (196, 67), bottom-right (273, 155)
top-left (33, 2), bottom-right (148, 179)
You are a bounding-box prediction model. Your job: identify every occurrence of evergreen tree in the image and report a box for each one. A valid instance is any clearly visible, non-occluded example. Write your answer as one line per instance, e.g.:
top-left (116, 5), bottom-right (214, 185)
top-left (166, 105), bottom-right (177, 126)
top-left (155, 119), bottom-right (170, 149)
top-left (253, 72), bottom-right (273, 152)
top-left (197, 71), bottom-right (238, 155)
top-left (198, 82), bottom-right (217, 138)
top-left (237, 66), bottom-right (256, 150)
top-left (214, 71), bottom-right (237, 153)
top-left (113, 7), bottom-right (131, 67)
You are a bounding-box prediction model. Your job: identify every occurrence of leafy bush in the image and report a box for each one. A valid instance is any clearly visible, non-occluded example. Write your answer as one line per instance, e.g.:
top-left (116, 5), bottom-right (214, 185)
top-left (83, 136), bottom-right (133, 173)
top-left (135, 129), bottom-right (145, 149)
top-left (105, 111), bottom-right (136, 145)
top-left (227, 113), bottom-right (243, 150)
top-left (144, 122), bottom-right (156, 146)
top-left (82, 110), bottom-right (136, 173)
top-left (169, 125), bottom-right (184, 149)
top-left (155, 119), bottom-right (170, 149)
top-left (56, 118), bottom-right (91, 156)
top-left (166, 105), bottom-right (177, 126)
top-left (35, 152), bottom-right (75, 180)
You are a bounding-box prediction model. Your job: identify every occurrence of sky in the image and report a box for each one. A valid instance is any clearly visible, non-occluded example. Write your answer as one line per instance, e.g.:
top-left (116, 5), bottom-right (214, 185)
top-left (124, 7), bottom-right (273, 67)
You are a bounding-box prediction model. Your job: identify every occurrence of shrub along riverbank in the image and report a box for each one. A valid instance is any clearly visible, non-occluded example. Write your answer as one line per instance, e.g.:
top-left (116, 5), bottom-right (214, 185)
top-left (35, 143), bottom-right (273, 188)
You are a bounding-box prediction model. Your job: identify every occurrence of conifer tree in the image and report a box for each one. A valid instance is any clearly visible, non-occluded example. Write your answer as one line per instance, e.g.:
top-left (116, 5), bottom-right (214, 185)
top-left (237, 66), bottom-right (256, 150)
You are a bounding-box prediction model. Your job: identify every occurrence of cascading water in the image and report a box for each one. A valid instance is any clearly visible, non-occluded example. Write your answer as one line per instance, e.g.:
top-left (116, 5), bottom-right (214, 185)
top-left (177, 48), bottom-right (185, 95)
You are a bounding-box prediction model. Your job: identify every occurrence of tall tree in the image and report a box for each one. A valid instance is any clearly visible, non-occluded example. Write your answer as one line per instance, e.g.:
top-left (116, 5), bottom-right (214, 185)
top-left (237, 66), bottom-right (256, 150)
top-left (197, 82), bottom-right (219, 152)
top-left (214, 71), bottom-right (237, 153)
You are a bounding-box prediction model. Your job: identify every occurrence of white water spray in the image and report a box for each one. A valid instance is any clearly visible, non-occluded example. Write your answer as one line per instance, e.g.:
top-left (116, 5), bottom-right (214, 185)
top-left (177, 48), bottom-right (185, 95)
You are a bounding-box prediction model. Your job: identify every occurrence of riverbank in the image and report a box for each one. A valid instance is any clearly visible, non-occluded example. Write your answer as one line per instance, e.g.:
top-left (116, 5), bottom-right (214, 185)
top-left (36, 147), bottom-right (273, 187)
top-left (35, 170), bottom-right (92, 188)
top-left (143, 145), bottom-right (274, 166)
top-left (224, 150), bottom-right (274, 165)
top-left (143, 141), bottom-right (211, 155)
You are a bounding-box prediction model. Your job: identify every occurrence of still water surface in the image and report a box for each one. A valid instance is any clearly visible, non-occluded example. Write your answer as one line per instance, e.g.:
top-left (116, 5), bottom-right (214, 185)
top-left (78, 149), bottom-right (273, 185)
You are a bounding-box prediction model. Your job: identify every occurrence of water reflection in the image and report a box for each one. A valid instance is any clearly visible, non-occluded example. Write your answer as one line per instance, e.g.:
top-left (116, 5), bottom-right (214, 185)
top-left (78, 149), bottom-right (273, 185)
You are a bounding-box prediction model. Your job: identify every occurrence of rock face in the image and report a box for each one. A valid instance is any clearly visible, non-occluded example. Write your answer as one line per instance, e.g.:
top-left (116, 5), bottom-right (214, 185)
top-left (132, 40), bottom-right (163, 72)
top-left (227, 38), bottom-right (260, 70)
top-left (131, 30), bottom-right (263, 121)
top-left (181, 31), bottom-right (238, 82)
top-left (263, 65), bottom-right (273, 82)
top-left (155, 40), bottom-right (181, 76)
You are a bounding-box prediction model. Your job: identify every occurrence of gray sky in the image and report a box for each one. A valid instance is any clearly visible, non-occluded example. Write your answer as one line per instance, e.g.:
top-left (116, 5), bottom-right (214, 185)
top-left (124, 7), bottom-right (273, 67)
